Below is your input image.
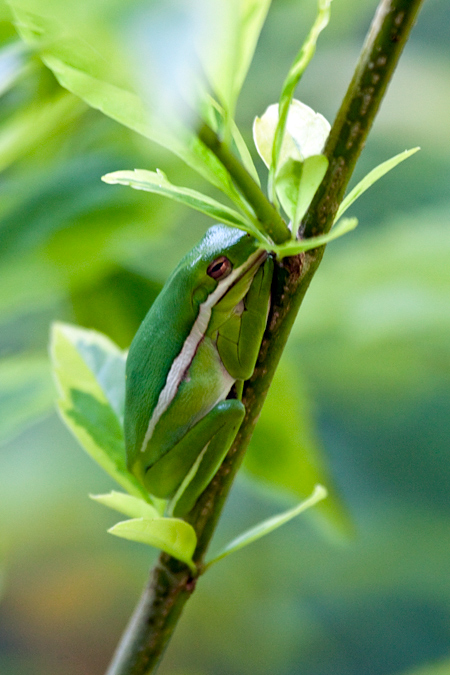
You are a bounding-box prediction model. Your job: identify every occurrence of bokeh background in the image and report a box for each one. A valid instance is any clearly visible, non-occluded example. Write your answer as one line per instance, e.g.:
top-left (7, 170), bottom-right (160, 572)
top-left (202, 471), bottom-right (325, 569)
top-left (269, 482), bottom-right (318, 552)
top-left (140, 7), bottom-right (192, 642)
top-left (1, 0), bottom-right (449, 674)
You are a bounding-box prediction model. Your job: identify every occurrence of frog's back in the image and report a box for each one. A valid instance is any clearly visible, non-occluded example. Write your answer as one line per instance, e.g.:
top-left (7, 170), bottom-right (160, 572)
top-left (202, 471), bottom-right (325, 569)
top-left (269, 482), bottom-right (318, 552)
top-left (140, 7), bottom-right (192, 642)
top-left (124, 270), bottom-right (198, 463)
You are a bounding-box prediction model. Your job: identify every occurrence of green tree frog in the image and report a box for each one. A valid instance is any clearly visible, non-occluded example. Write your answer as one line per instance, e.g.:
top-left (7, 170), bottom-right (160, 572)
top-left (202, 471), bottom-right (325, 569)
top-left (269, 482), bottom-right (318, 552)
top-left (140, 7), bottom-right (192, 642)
top-left (125, 224), bottom-right (273, 517)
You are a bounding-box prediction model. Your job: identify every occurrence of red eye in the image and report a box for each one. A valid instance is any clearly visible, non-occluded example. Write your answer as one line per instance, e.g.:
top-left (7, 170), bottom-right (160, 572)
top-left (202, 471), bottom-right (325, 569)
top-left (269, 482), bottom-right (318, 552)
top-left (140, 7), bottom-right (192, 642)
top-left (207, 256), bottom-right (233, 280)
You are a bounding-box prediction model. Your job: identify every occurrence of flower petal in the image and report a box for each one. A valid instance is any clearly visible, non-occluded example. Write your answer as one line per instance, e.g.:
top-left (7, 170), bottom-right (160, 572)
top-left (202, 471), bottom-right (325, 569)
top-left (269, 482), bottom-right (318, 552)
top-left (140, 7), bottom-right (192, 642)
top-left (253, 99), bottom-right (330, 169)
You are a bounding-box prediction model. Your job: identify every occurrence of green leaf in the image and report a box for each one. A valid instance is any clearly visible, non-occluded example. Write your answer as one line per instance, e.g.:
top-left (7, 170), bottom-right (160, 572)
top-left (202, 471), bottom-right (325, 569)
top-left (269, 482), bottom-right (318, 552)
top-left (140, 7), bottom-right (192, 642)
top-left (244, 357), bottom-right (351, 533)
top-left (207, 485), bottom-right (327, 566)
top-left (271, 0), bottom-right (332, 185)
top-left (46, 50), bottom-right (241, 200)
top-left (0, 353), bottom-right (54, 446)
top-left (102, 169), bottom-right (258, 235)
top-left (292, 155), bottom-right (328, 230)
top-left (42, 51), bottom-right (161, 141)
top-left (274, 158), bottom-right (303, 220)
top-left (231, 0), bottom-right (273, 109)
top-left (109, 517), bottom-right (197, 574)
top-left (273, 217), bottom-right (358, 258)
top-left (275, 154), bottom-right (328, 229)
top-left (50, 322), bottom-right (147, 499)
top-left (7, 2), bottom-right (241, 201)
top-left (201, 0), bottom-right (272, 126)
top-left (90, 491), bottom-right (162, 519)
top-left (335, 147), bottom-right (420, 223)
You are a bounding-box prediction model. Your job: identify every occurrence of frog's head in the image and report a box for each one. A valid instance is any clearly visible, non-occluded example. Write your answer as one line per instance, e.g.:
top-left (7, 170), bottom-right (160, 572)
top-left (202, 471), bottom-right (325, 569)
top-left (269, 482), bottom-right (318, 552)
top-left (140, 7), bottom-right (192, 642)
top-left (172, 224), bottom-right (267, 311)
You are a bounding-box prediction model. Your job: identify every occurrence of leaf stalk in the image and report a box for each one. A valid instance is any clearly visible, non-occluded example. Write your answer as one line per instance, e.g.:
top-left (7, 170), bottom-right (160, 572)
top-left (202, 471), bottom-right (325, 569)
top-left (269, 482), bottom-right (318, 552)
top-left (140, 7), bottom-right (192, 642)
top-left (197, 122), bottom-right (291, 245)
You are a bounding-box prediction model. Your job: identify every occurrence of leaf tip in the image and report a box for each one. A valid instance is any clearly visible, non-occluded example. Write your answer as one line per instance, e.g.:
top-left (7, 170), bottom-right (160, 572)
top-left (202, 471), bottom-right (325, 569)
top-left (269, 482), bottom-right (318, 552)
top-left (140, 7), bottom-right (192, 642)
top-left (101, 172), bottom-right (116, 184)
top-left (312, 484), bottom-right (328, 502)
top-left (89, 493), bottom-right (106, 503)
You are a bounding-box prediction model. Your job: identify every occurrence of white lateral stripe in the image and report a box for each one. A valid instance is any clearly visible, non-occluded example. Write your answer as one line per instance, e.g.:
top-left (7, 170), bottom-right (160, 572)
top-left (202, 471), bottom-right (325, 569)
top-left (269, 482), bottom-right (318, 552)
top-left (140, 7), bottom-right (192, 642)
top-left (140, 248), bottom-right (265, 453)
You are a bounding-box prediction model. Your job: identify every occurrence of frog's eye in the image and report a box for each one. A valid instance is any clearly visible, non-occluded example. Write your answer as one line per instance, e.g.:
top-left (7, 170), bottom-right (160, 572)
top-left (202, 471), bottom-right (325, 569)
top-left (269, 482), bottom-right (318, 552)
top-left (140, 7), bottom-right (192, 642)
top-left (207, 256), bottom-right (233, 280)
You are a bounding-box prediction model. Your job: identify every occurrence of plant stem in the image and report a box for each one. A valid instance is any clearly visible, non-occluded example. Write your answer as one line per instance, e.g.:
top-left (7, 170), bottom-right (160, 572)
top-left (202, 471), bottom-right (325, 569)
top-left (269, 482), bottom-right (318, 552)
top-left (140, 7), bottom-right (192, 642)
top-left (105, 1), bottom-right (425, 673)
top-left (198, 123), bottom-right (291, 245)
top-left (105, 558), bottom-right (193, 675)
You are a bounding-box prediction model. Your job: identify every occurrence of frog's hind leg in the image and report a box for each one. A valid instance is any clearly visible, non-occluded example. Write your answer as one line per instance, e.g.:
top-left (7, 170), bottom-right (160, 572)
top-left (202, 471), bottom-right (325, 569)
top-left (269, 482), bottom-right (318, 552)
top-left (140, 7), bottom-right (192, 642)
top-left (170, 399), bottom-right (245, 518)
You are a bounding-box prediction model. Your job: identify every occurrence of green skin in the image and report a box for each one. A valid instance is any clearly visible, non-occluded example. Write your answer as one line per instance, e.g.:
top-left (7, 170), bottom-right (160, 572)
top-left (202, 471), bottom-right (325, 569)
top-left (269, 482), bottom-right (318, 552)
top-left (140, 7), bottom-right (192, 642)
top-left (124, 224), bottom-right (273, 517)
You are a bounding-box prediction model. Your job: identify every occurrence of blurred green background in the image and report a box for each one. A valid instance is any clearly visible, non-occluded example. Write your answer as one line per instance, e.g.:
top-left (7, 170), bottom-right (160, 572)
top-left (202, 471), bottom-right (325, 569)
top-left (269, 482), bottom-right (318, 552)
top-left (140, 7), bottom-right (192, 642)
top-left (1, 0), bottom-right (450, 674)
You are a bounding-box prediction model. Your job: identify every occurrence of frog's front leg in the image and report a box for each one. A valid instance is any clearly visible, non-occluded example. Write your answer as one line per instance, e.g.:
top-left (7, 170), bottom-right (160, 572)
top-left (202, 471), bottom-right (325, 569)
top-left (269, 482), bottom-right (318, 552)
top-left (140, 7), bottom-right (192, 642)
top-left (143, 400), bottom-right (245, 518)
top-left (215, 256), bottom-right (273, 381)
